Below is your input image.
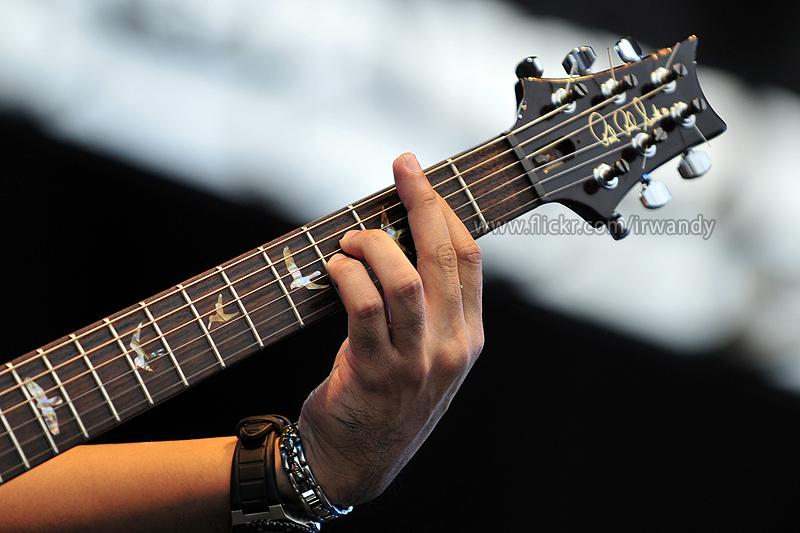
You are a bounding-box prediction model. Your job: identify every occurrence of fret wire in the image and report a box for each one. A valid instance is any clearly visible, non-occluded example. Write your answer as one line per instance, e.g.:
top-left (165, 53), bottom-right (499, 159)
top-left (5, 362), bottom-right (59, 456)
top-left (303, 226), bottom-right (329, 271)
top-left (259, 246), bottom-right (305, 328)
top-left (40, 351), bottom-right (89, 440)
top-left (217, 267), bottom-right (264, 348)
top-left (0, 191), bottom-right (415, 423)
top-left (447, 158), bottom-right (488, 232)
top-left (178, 285), bottom-right (226, 370)
top-left (304, 225), bottom-right (343, 301)
top-left (70, 335), bottom-right (121, 423)
top-left (0, 390), bottom-right (30, 470)
top-left (141, 304), bottom-right (189, 388)
top-left (347, 204), bottom-right (368, 231)
top-left (104, 319), bottom-right (154, 407)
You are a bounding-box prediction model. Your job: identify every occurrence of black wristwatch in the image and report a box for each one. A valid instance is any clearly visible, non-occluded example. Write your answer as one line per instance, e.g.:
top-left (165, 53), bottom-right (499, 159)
top-left (230, 415), bottom-right (319, 533)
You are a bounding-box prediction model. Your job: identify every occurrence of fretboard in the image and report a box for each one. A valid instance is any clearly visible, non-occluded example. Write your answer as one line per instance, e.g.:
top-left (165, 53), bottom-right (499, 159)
top-left (0, 134), bottom-right (536, 485)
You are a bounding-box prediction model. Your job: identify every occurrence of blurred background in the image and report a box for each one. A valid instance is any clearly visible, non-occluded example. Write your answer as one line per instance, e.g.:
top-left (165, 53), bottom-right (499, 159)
top-left (2, 0), bottom-right (799, 529)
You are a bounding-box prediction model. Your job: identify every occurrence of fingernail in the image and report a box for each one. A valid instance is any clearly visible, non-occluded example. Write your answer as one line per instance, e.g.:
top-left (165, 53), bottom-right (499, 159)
top-left (402, 153), bottom-right (422, 173)
top-left (328, 252), bottom-right (344, 263)
top-left (341, 229), bottom-right (360, 242)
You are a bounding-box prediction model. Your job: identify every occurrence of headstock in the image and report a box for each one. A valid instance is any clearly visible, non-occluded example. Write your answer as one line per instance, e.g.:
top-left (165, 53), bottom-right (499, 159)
top-left (508, 36), bottom-right (726, 239)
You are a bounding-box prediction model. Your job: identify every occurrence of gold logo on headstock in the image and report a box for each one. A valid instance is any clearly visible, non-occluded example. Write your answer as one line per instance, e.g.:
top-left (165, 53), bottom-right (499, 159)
top-left (589, 97), bottom-right (672, 147)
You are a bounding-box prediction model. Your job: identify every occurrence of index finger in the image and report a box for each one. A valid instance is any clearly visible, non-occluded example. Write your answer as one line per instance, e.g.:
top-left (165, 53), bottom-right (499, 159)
top-left (393, 154), bottom-right (463, 326)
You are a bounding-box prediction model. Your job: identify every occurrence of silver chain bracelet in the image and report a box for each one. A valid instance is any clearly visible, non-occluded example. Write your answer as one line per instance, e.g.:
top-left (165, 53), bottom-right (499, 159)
top-left (279, 423), bottom-right (353, 523)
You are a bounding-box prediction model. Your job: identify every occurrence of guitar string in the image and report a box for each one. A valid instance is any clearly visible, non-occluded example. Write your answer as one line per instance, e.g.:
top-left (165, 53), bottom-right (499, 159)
top-left (0, 81), bottom-right (675, 433)
top-left (0, 68), bottom-right (655, 389)
top-left (0, 139), bottom-right (634, 474)
top-left (0, 127), bottom-right (656, 472)
top-left (0, 67), bottom-right (683, 463)
top-left (0, 121), bottom-right (678, 477)
top-left (0, 94), bottom-right (597, 397)
top-left (0, 299), bottom-right (344, 478)
top-left (0, 46), bottom-right (680, 392)
top-left (0, 92), bottom-right (573, 385)
top-left (0, 80), bottom-right (675, 441)
top-left (0, 63), bottom-right (675, 395)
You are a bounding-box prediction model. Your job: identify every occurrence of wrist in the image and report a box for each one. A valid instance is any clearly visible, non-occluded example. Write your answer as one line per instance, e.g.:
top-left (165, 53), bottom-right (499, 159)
top-left (273, 436), bottom-right (303, 512)
top-left (278, 423), bottom-right (353, 523)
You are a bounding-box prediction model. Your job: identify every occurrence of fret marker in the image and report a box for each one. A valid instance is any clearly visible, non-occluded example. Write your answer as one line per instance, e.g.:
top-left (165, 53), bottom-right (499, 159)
top-left (208, 294), bottom-right (240, 328)
top-left (130, 323), bottom-right (166, 372)
top-left (283, 247), bottom-right (328, 290)
top-left (23, 378), bottom-right (63, 436)
top-left (381, 209), bottom-right (410, 254)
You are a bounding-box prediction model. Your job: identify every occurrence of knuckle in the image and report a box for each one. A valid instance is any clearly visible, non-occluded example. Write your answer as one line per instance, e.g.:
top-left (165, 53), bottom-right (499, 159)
top-left (396, 358), bottom-right (433, 391)
top-left (417, 189), bottom-right (440, 211)
top-left (335, 258), bottom-right (362, 278)
top-left (363, 228), bottom-right (390, 247)
top-left (391, 272), bottom-right (423, 300)
top-left (458, 241), bottom-right (482, 267)
top-left (352, 294), bottom-right (385, 322)
top-left (390, 312), bottom-right (426, 344)
top-left (432, 242), bottom-right (458, 271)
top-left (440, 340), bottom-right (471, 377)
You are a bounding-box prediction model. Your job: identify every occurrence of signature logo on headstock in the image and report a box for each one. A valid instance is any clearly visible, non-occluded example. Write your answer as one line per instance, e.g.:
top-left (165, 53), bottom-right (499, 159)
top-left (588, 97), bottom-right (672, 147)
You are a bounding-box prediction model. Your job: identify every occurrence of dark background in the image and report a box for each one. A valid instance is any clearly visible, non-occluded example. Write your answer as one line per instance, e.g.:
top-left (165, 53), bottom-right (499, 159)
top-left (3, 2), bottom-right (800, 530)
top-left (508, 0), bottom-right (799, 96)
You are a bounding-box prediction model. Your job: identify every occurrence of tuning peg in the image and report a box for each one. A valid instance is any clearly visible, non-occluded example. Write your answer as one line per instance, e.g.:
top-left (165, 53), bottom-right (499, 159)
top-left (551, 82), bottom-right (588, 113)
top-left (562, 46), bottom-right (596, 75)
top-left (615, 37), bottom-right (643, 63)
top-left (671, 98), bottom-right (708, 128)
top-left (607, 212), bottom-right (630, 240)
top-left (594, 158), bottom-right (630, 189)
top-left (632, 127), bottom-right (668, 157)
top-left (516, 56), bottom-right (544, 79)
top-left (639, 178), bottom-right (672, 209)
top-left (677, 150), bottom-right (712, 179)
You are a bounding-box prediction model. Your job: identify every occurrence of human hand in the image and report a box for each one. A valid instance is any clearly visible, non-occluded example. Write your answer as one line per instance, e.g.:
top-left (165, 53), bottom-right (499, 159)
top-left (295, 153), bottom-right (484, 507)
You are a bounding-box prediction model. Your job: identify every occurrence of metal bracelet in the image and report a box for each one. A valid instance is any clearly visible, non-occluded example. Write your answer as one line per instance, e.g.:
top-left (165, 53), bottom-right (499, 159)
top-left (279, 423), bottom-right (353, 523)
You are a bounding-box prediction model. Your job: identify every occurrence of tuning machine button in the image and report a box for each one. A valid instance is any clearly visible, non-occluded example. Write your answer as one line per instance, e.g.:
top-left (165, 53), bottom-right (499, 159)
top-left (632, 127), bottom-right (667, 158)
top-left (615, 37), bottom-right (643, 63)
top-left (516, 56), bottom-right (544, 79)
top-left (651, 63), bottom-right (688, 94)
top-left (601, 74), bottom-right (638, 104)
top-left (551, 82), bottom-right (588, 113)
top-left (607, 211), bottom-right (630, 240)
top-left (562, 46), bottom-right (597, 75)
top-left (594, 159), bottom-right (630, 189)
top-left (677, 150), bottom-right (712, 179)
top-left (639, 178), bottom-right (672, 209)
top-left (671, 98), bottom-right (707, 128)
top-left (515, 57), bottom-right (544, 110)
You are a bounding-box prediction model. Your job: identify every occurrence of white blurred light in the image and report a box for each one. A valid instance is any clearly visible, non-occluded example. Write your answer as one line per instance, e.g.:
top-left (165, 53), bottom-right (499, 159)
top-left (2, 0), bottom-right (799, 390)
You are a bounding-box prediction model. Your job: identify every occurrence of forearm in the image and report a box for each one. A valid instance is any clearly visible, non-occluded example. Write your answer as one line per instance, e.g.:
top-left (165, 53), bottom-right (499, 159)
top-left (0, 437), bottom-right (237, 533)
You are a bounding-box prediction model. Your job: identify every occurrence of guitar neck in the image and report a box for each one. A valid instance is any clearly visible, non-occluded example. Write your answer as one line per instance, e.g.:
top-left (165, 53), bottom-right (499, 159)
top-left (0, 35), bottom-right (729, 485)
top-left (0, 135), bottom-right (533, 485)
